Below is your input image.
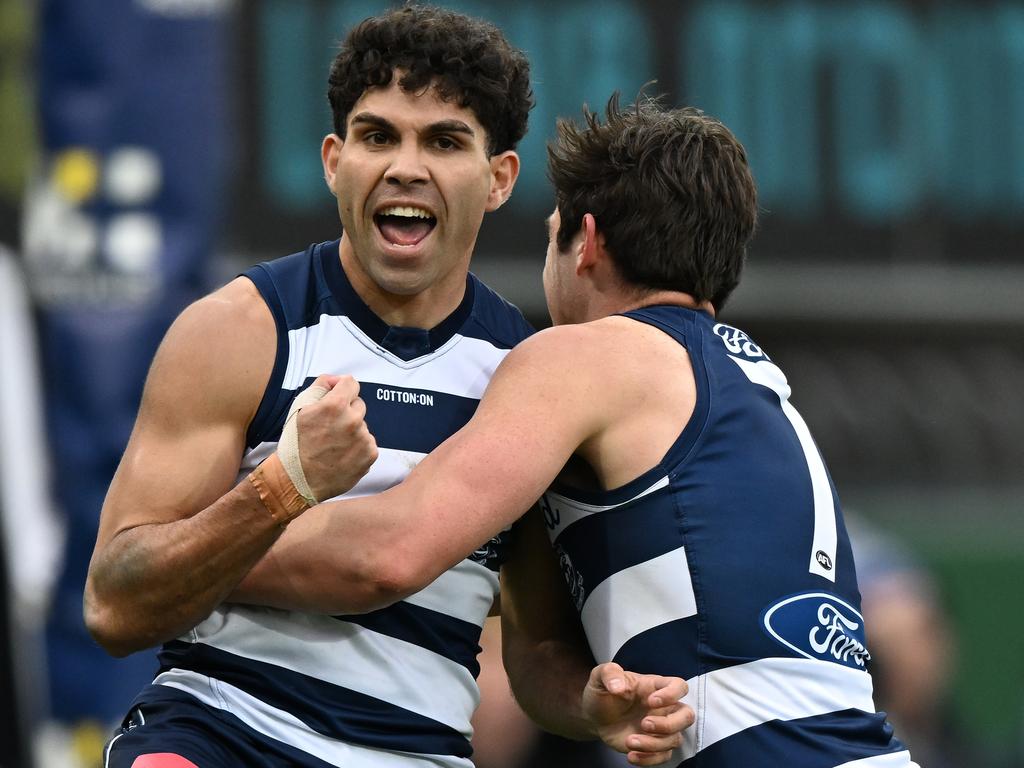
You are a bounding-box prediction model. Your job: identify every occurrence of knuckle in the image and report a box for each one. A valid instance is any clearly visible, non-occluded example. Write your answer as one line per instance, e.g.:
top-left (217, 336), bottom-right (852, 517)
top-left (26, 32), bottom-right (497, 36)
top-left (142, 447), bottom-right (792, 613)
top-left (363, 441), bottom-right (378, 463)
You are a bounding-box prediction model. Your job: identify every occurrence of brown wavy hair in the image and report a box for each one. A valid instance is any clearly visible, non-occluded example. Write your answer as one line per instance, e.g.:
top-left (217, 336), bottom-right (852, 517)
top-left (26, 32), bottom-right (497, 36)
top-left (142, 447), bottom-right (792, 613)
top-left (548, 94), bottom-right (758, 311)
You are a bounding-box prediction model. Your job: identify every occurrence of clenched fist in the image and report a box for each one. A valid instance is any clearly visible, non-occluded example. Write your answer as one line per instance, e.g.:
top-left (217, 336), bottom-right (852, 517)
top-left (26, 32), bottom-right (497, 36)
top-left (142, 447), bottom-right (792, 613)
top-left (287, 374), bottom-right (379, 503)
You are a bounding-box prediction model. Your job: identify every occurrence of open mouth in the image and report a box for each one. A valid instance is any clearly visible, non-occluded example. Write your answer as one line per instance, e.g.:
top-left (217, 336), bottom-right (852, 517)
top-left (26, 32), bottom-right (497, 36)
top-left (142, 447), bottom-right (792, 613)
top-left (375, 205), bottom-right (437, 247)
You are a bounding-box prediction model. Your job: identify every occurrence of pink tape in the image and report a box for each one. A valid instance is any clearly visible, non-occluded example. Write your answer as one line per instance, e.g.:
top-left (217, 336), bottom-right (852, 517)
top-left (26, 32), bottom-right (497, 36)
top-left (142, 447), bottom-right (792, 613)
top-left (131, 754), bottom-right (201, 768)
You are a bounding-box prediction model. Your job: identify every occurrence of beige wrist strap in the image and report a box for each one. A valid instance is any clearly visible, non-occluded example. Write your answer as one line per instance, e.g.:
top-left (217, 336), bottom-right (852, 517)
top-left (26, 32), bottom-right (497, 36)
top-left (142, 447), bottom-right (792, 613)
top-left (248, 453), bottom-right (310, 527)
top-left (277, 383), bottom-right (329, 505)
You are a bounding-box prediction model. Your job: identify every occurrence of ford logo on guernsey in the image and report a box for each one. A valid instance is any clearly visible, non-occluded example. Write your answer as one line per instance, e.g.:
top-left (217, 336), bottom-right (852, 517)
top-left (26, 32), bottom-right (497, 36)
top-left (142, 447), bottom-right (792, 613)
top-left (762, 592), bottom-right (872, 669)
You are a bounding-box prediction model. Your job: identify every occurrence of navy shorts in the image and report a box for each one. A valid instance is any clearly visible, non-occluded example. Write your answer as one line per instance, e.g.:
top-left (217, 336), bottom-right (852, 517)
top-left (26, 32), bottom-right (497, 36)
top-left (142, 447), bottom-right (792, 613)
top-left (103, 687), bottom-right (334, 768)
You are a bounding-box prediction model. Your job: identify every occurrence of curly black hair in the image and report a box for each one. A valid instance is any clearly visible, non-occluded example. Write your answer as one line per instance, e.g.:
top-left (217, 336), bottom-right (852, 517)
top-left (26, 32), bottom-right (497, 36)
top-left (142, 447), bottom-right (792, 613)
top-left (548, 94), bottom-right (758, 311)
top-left (328, 4), bottom-right (533, 155)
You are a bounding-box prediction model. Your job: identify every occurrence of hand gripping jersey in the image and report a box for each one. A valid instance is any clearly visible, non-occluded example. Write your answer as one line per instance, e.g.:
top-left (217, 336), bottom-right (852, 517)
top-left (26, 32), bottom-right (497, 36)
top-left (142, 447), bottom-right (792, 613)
top-left (540, 306), bottom-right (918, 768)
top-left (130, 240), bottom-right (534, 768)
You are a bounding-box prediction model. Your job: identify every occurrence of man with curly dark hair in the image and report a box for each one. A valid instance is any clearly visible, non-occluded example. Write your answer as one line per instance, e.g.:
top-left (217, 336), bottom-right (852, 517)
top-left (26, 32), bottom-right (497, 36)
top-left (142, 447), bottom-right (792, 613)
top-left (86, 6), bottom-right (690, 768)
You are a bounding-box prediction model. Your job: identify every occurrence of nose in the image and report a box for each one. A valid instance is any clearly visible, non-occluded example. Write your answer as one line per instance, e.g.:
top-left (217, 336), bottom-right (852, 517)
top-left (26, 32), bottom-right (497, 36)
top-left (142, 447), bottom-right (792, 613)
top-left (384, 142), bottom-right (429, 186)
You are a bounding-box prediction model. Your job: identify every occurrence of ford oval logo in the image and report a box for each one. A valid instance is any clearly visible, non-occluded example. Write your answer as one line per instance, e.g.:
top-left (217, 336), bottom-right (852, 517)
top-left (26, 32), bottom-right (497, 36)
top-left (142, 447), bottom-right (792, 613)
top-left (762, 592), bottom-right (871, 669)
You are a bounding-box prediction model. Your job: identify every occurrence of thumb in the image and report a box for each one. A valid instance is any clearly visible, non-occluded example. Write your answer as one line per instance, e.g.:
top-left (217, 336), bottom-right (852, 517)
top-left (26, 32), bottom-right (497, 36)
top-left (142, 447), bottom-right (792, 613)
top-left (317, 374), bottom-right (362, 406)
top-left (286, 378), bottom-right (333, 423)
top-left (310, 373), bottom-right (344, 392)
top-left (593, 662), bottom-right (629, 697)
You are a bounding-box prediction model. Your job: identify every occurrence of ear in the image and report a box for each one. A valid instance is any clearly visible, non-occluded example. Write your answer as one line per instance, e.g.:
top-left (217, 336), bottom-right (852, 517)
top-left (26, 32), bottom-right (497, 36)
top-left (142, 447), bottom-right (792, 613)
top-left (574, 213), bottom-right (604, 276)
top-left (322, 133), bottom-right (342, 194)
top-left (484, 151), bottom-right (520, 212)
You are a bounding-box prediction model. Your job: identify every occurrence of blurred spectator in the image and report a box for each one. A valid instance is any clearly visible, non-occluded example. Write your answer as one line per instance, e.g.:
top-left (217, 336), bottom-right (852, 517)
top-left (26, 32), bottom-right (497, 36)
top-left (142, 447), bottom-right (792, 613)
top-left (847, 512), bottom-right (997, 768)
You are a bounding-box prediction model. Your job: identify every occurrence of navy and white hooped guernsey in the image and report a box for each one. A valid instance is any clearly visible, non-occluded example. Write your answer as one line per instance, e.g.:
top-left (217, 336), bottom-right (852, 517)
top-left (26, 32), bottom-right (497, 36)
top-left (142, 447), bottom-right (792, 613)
top-left (540, 305), bottom-right (918, 768)
top-left (132, 240), bottom-right (534, 767)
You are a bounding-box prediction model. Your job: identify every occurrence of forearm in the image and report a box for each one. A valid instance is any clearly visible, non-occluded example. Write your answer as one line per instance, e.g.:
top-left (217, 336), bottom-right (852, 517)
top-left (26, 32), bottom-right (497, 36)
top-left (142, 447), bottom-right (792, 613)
top-left (504, 621), bottom-right (695, 762)
top-left (84, 478), bottom-right (284, 656)
top-left (497, 506), bottom-right (606, 740)
top-left (503, 630), bottom-right (598, 740)
top-left (235, 382), bottom-right (576, 614)
top-left (229, 497), bottom-right (426, 615)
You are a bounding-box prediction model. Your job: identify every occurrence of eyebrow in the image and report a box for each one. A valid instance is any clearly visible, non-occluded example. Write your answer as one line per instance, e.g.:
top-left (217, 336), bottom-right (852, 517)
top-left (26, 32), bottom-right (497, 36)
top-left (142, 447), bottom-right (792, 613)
top-left (349, 112), bottom-right (476, 138)
top-left (428, 119), bottom-right (476, 137)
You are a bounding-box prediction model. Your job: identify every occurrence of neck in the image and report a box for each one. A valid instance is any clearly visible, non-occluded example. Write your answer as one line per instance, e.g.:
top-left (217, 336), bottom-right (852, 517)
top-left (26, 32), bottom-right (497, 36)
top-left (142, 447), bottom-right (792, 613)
top-left (582, 288), bottom-right (713, 323)
top-left (359, 284), bottom-right (467, 329)
top-left (339, 242), bottom-right (469, 329)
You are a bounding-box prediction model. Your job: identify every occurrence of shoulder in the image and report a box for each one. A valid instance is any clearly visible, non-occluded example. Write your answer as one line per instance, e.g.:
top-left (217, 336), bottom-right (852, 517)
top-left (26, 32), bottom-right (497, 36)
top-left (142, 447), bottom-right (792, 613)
top-left (490, 321), bottom-right (615, 387)
top-left (241, 241), bottom-right (327, 286)
top-left (462, 273), bottom-right (536, 349)
top-left (169, 276), bottom-right (273, 343)
top-left (241, 241), bottom-right (334, 328)
top-left (145, 277), bottom-right (275, 427)
top-left (498, 315), bottom-right (690, 399)
top-left (506, 317), bottom-right (627, 360)
top-left (473, 322), bottom-right (632, 454)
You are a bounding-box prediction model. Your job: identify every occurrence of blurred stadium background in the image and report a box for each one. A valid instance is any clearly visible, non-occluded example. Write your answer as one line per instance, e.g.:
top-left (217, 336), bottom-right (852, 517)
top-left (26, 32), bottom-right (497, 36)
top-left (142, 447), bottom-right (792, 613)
top-left (0, 0), bottom-right (1022, 766)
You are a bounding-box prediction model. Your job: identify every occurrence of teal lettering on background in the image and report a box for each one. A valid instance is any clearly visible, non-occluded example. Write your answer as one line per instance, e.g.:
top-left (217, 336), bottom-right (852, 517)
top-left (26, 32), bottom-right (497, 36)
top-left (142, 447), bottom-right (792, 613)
top-left (683, 0), bottom-right (1024, 221)
top-left (257, 0), bottom-right (1024, 223)
top-left (261, 0), bottom-right (386, 211)
top-left (683, 1), bottom-right (821, 215)
top-left (445, 0), bottom-right (652, 202)
top-left (512, 0), bottom-right (653, 201)
top-left (831, 2), bottom-right (922, 221)
top-left (262, 0), bottom-right (320, 210)
top-left (934, 3), bottom-right (1024, 217)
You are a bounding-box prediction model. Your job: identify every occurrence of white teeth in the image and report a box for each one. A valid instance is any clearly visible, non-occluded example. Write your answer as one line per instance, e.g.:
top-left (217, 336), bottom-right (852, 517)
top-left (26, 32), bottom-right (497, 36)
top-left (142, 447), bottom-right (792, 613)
top-left (378, 206), bottom-right (433, 219)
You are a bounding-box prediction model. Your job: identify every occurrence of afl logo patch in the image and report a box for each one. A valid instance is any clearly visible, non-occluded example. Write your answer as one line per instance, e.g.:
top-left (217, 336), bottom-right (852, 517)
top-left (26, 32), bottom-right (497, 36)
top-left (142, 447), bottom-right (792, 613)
top-left (762, 592), bottom-right (871, 669)
top-left (713, 322), bottom-right (765, 359)
top-left (539, 495), bottom-right (560, 530)
top-left (815, 550), bottom-right (833, 571)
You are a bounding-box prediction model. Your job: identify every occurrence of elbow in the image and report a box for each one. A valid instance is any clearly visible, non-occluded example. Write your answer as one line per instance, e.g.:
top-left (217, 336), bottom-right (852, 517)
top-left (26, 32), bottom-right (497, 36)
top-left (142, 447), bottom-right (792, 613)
top-left (352, 545), bottom-right (433, 611)
top-left (83, 585), bottom-right (153, 658)
top-left (83, 604), bottom-right (134, 658)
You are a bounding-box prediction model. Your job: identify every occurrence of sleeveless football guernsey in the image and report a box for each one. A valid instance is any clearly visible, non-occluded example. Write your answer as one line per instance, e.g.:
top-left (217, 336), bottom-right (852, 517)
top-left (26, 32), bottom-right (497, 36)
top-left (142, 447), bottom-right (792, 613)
top-left (129, 240), bottom-right (534, 768)
top-left (540, 305), bottom-right (916, 768)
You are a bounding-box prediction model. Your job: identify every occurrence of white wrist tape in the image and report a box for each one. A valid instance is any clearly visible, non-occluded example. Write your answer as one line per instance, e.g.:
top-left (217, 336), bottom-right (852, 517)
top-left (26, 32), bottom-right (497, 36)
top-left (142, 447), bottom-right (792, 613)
top-left (277, 383), bottom-right (329, 505)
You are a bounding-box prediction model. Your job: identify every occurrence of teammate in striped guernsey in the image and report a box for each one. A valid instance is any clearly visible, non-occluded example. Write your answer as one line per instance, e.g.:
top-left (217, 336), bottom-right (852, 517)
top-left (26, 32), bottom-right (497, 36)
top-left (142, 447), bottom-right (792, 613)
top-left (237, 96), bottom-right (922, 767)
top-left (85, 7), bottom-right (692, 768)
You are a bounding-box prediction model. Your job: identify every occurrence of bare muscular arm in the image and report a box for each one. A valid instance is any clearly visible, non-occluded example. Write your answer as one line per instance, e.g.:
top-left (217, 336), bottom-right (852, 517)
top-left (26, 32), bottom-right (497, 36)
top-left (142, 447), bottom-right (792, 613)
top-left (83, 277), bottom-right (376, 656)
top-left (83, 279), bottom-right (277, 655)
